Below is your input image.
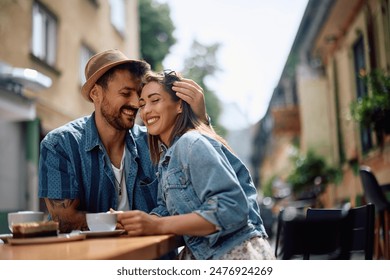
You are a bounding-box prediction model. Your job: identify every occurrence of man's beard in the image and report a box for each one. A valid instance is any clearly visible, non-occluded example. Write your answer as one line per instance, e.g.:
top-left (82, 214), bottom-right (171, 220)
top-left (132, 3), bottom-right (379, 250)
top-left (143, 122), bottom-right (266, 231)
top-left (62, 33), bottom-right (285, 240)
top-left (100, 96), bottom-right (138, 131)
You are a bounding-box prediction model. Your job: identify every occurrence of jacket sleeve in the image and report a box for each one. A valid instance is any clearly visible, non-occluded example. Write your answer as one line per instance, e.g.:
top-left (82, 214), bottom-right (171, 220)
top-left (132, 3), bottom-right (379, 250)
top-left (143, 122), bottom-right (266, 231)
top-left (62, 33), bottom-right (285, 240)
top-left (187, 138), bottom-right (249, 246)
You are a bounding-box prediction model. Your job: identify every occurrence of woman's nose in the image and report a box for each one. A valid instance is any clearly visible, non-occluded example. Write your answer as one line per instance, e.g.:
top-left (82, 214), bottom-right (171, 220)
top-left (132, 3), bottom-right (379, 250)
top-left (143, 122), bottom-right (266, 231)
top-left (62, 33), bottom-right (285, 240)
top-left (139, 103), bottom-right (150, 120)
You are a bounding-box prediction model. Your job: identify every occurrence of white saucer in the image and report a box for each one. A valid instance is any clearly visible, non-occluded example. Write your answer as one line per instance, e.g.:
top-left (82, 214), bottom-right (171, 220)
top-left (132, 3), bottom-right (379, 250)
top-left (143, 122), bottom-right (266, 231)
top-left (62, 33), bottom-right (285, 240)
top-left (0, 234), bottom-right (12, 244)
top-left (79, 229), bottom-right (125, 237)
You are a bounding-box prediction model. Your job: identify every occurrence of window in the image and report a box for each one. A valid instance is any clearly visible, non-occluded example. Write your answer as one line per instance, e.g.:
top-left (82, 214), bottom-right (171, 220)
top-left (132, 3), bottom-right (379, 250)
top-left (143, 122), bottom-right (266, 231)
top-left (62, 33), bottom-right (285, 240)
top-left (31, 1), bottom-right (58, 67)
top-left (353, 36), bottom-right (373, 153)
top-left (109, 0), bottom-right (126, 36)
top-left (79, 45), bottom-right (95, 86)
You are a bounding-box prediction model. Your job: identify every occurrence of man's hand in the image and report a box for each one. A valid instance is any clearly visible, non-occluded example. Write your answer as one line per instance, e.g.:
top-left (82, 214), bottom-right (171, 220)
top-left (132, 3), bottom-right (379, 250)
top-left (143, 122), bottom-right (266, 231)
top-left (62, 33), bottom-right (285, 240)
top-left (44, 198), bottom-right (88, 233)
top-left (173, 78), bottom-right (209, 124)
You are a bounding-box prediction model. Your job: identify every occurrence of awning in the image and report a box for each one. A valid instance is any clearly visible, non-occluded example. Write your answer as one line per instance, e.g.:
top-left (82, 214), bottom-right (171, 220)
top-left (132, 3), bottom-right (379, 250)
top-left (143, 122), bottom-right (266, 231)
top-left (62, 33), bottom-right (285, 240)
top-left (0, 62), bottom-right (52, 122)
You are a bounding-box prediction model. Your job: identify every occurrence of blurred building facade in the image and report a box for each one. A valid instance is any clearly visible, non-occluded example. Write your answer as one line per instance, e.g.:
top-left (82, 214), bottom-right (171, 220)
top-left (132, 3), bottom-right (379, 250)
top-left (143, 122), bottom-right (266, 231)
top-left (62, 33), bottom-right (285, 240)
top-left (252, 0), bottom-right (390, 207)
top-left (0, 0), bottom-right (141, 213)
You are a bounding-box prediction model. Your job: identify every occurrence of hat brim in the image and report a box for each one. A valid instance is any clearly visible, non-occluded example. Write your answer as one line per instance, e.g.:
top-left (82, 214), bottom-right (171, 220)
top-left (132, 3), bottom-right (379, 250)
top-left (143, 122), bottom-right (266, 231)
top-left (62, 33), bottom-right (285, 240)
top-left (81, 59), bottom-right (139, 102)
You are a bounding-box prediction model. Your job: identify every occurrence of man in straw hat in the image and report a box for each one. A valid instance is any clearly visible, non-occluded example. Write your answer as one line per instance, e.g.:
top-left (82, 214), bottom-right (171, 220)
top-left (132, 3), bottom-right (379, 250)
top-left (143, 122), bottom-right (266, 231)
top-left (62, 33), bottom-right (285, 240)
top-left (38, 49), bottom-right (209, 233)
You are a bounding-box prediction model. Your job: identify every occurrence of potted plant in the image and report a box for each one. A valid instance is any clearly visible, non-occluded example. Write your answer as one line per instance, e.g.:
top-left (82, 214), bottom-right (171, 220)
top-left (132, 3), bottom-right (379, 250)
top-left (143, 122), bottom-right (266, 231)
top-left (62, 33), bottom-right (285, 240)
top-left (350, 69), bottom-right (390, 147)
top-left (286, 150), bottom-right (342, 201)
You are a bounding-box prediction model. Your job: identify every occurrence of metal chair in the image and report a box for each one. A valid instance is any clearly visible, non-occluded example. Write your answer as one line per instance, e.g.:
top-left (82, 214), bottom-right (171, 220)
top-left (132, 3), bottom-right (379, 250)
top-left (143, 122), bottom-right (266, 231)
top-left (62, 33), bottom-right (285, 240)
top-left (359, 166), bottom-right (390, 259)
top-left (275, 204), bottom-right (375, 259)
top-left (306, 204), bottom-right (375, 259)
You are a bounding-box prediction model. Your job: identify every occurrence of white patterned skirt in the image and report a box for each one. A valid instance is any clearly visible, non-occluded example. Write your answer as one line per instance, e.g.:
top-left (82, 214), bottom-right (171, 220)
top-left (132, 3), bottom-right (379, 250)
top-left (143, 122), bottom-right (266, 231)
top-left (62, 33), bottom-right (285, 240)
top-left (177, 236), bottom-right (275, 260)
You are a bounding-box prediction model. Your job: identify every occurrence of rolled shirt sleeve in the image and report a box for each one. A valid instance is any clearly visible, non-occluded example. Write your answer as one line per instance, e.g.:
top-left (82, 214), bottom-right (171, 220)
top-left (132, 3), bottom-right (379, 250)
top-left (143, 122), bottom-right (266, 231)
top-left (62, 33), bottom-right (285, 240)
top-left (39, 136), bottom-right (79, 199)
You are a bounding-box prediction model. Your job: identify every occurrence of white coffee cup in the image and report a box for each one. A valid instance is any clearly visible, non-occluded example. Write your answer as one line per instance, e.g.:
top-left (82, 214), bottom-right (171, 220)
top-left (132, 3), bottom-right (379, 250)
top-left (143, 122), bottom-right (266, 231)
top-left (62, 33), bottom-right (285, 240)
top-left (86, 212), bottom-right (117, 232)
top-left (8, 211), bottom-right (45, 232)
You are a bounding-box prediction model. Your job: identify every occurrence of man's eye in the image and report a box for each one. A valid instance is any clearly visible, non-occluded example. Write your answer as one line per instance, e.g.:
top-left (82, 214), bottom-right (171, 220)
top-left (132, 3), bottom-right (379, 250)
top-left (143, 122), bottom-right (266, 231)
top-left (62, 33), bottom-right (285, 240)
top-left (121, 91), bottom-right (132, 97)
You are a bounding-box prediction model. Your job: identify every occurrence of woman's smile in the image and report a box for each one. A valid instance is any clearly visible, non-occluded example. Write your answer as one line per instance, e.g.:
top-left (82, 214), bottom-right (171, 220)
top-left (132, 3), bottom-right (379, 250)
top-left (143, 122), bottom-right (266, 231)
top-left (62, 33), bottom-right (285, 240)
top-left (146, 116), bottom-right (159, 125)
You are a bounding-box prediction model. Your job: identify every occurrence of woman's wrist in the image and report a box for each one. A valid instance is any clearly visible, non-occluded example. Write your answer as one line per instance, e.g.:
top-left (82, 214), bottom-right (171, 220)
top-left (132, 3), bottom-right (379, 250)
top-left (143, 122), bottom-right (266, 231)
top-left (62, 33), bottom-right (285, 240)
top-left (204, 114), bottom-right (211, 126)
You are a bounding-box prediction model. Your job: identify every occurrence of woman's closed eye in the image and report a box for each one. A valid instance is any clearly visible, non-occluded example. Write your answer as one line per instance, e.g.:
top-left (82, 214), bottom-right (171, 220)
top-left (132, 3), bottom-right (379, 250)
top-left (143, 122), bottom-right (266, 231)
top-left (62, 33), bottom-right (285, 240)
top-left (138, 98), bottom-right (160, 109)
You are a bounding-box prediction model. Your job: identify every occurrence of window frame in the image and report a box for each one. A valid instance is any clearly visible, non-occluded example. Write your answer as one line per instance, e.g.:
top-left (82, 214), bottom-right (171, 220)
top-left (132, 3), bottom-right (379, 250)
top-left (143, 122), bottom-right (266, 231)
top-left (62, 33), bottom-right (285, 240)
top-left (109, 0), bottom-right (126, 36)
top-left (79, 45), bottom-right (95, 87)
top-left (31, 1), bottom-right (58, 68)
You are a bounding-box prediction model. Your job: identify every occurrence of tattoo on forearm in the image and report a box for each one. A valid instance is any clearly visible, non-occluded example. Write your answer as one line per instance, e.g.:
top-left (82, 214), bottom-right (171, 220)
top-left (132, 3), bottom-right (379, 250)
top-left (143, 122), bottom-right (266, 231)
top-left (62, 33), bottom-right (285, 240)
top-left (48, 199), bottom-right (77, 209)
top-left (45, 199), bottom-right (87, 232)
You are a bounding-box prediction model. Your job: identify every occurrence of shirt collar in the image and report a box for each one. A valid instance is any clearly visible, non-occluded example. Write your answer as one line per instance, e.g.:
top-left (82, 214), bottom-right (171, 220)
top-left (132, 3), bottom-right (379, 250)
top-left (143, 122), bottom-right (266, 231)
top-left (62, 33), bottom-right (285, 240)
top-left (84, 113), bottom-right (101, 152)
top-left (84, 112), bottom-right (137, 154)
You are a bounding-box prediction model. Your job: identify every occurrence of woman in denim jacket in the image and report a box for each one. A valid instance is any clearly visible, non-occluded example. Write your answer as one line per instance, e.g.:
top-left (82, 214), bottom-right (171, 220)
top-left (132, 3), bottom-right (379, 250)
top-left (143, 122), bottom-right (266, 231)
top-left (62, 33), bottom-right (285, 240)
top-left (118, 71), bottom-right (274, 260)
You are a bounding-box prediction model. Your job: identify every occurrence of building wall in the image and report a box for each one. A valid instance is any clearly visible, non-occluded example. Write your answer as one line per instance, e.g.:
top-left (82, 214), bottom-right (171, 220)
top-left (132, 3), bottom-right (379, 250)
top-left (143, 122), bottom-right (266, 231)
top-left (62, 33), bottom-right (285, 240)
top-left (311, 0), bottom-right (390, 204)
top-left (254, 0), bottom-right (390, 208)
top-left (297, 74), bottom-right (335, 162)
top-left (0, 0), bottom-right (141, 213)
top-left (0, 122), bottom-right (27, 210)
top-left (0, 0), bottom-right (141, 132)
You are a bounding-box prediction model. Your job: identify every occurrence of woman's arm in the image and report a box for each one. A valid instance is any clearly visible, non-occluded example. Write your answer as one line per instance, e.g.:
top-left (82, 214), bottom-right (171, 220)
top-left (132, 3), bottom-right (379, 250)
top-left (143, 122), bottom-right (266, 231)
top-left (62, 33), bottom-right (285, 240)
top-left (118, 210), bottom-right (217, 236)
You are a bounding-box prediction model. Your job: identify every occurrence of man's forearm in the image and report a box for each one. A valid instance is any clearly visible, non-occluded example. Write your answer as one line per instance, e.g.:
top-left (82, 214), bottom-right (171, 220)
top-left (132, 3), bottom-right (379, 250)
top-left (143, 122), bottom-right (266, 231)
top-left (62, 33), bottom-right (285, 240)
top-left (45, 198), bottom-right (88, 233)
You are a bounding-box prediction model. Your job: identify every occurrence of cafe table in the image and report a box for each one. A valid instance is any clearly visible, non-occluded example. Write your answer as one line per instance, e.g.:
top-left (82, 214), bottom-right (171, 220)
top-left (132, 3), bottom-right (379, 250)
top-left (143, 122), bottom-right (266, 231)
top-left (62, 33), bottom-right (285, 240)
top-left (0, 233), bottom-right (183, 260)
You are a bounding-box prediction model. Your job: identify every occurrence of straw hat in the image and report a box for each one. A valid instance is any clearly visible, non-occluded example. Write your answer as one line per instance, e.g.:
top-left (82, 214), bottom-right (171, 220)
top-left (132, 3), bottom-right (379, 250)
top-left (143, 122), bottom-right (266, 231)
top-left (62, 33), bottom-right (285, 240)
top-left (81, 49), bottom-right (144, 102)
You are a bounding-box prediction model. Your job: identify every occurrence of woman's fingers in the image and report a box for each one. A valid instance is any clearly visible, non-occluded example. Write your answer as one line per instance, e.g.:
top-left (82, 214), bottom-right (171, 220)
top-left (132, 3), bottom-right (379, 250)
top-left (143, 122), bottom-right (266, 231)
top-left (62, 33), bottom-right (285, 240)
top-left (117, 210), bottom-right (157, 236)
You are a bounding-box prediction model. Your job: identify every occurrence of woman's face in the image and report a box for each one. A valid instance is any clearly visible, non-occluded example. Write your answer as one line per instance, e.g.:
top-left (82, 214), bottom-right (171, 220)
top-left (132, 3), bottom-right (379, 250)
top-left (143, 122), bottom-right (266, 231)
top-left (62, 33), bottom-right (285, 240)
top-left (139, 81), bottom-right (182, 145)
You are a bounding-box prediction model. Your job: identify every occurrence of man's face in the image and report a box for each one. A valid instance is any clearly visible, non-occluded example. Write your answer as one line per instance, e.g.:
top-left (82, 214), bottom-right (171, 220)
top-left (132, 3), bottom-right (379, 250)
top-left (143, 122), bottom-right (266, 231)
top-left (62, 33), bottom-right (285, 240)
top-left (96, 69), bottom-right (140, 131)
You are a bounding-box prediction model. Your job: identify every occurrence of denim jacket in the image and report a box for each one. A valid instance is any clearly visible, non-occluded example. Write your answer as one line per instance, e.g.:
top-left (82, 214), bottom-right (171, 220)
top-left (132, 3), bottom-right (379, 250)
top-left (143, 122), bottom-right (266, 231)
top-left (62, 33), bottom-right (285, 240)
top-left (38, 114), bottom-right (158, 213)
top-left (151, 130), bottom-right (267, 259)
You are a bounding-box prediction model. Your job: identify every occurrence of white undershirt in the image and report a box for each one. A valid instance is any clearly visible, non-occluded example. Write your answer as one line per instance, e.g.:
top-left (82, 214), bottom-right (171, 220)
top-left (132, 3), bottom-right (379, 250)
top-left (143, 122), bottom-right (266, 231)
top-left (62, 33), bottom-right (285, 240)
top-left (111, 149), bottom-right (129, 211)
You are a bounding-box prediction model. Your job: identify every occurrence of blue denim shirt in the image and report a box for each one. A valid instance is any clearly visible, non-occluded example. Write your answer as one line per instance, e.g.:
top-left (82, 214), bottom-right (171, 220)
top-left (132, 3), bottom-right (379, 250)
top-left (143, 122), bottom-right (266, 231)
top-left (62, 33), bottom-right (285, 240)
top-left (38, 114), bottom-right (158, 213)
top-left (151, 131), bottom-right (267, 259)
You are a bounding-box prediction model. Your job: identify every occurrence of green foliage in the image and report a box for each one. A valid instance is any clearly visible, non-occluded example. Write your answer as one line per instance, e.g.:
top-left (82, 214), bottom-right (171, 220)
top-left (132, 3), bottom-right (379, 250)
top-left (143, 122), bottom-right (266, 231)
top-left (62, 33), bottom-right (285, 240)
top-left (182, 40), bottom-right (226, 135)
top-left (286, 150), bottom-right (341, 194)
top-left (262, 175), bottom-right (276, 198)
top-left (350, 69), bottom-right (390, 131)
top-left (138, 2), bottom-right (224, 134)
top-left (138, 0), bottom-right (176, 70)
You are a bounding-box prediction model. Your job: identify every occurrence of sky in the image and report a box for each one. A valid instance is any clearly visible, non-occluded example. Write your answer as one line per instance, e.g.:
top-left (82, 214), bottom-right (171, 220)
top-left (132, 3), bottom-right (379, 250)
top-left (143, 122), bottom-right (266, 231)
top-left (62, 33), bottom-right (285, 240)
top-left (157, 0), bottom-right (309, 130)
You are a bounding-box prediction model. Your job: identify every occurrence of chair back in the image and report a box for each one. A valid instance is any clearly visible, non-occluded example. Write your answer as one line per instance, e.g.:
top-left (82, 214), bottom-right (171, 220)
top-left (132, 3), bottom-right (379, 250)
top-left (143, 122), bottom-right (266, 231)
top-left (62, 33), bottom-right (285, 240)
top-left (307, 204), bottom-right (374, 259)
top-left (274, 207), bottom-right (306, 258)
top-left (276, 204), bottom-right (375, 259)
top-left (359, 166), bottom-right (390, 211)
top-left (346, 204), bottom-right (375, 259)
top-left (282, 217), bottom-right (344, 259)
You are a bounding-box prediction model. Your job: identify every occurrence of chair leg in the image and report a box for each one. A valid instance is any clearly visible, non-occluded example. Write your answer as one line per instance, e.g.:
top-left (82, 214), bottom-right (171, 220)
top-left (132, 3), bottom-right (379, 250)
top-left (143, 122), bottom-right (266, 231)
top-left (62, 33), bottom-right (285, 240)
top-left (384, 211), bottom-right (390, 259)
top-left (374, 215), bottom-right (383, 259)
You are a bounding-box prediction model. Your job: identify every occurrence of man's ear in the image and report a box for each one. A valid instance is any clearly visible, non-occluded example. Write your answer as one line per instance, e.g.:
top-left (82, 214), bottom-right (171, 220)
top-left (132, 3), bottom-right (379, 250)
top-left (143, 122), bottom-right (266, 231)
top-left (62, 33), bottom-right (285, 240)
top-left (89, 84), bottom-right (100, 102)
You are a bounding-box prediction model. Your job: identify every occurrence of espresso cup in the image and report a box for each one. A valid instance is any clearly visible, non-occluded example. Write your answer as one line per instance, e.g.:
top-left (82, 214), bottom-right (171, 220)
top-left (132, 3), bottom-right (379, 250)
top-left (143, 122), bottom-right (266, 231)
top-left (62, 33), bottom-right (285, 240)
top-left (8, 211), bottom-right (45, 232)
top-left (86, 212), bottom-right (117, 232)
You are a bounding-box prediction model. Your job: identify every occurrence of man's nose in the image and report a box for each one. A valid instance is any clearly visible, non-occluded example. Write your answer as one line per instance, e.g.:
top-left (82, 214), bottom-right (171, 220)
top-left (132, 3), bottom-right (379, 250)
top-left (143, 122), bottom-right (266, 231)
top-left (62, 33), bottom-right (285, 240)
top-left (128, 95), bottom-right (140, 108)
